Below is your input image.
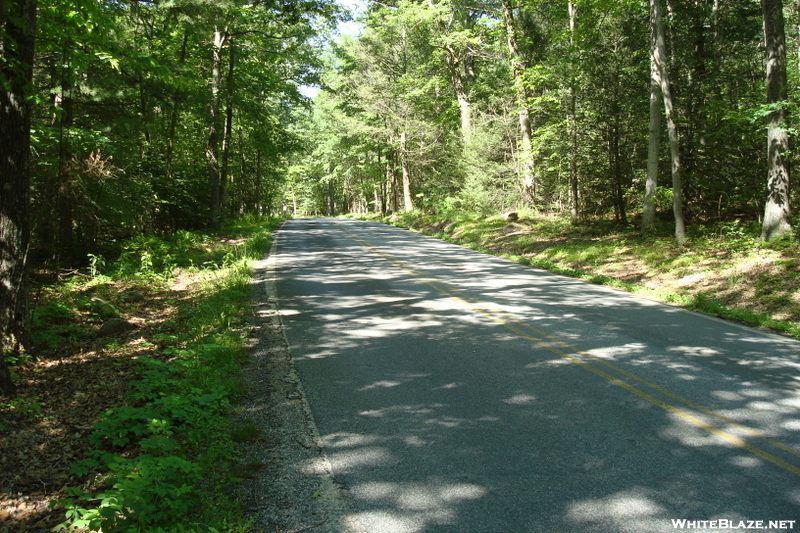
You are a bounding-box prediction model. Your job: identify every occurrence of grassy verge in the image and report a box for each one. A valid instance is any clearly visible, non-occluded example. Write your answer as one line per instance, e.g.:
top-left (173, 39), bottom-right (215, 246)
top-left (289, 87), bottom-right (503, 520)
top-left (1, 216), bottom-right (282, 532)
top-left (348, 210), bottom-right (800, 339)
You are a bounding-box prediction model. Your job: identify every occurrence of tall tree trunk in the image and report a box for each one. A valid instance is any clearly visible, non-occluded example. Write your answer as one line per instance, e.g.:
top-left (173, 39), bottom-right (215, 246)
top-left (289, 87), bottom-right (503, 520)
top-left (442, 44), bottom-right (472, 147)
top-left (220, 37), bottom-right (235, 221)
top-left (797, 0), bottom-right (800, 80)
top-left (568, 1), bottom-right (579, 225)
top-left (761, 0), bottom-right (791, 241)
top-left (0, 0), bottom-right (37, 396)
top-left (400, 130), bottom-right (414, 211)
top-left (429, 0), bottom-right (473, 147)
top-left (388, 146), bottom-right (398, 213)
top-left (682, 0), bottom-right (709, 207)
top-left (207, 27), bottom-right (226, 229)
top-left (652, 0), bottom-right (686, 246)
top-left (376, 148), bottom-right (386, 215)
top-left (643, 2), bottom-right (663, 234)
top-left (611, 110), bottom-right (627, 224)
top-left (500, 0), bottom-right (535, 206)
top-left (255, 149), bottom-right (263, 215)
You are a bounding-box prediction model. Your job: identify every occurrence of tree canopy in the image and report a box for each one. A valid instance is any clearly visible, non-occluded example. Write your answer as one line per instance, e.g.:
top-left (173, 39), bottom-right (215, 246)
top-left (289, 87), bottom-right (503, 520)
top-left (292, 0), bottom-right (792, 245)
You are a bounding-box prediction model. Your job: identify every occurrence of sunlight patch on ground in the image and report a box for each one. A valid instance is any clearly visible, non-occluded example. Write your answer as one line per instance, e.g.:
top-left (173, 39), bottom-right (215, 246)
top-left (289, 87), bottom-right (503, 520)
top-left (359, 404), bottom-right (443, 418)
top-left (347, 481), bottom-right (486, 533)
top-left (659, 413), bottom-right (741, 448)
top-left (503, 393), bottom-right (537, 405)
top-left (567, 488), bottom-right (673, 533)
top-left (667, 345), bottom-right (722, 358)
top-left (586, 343), bottom-right (647, 361)
top-left (321, 432), bottom-right (383, 449)
top-left (304, 447), bottom-right (396, 475)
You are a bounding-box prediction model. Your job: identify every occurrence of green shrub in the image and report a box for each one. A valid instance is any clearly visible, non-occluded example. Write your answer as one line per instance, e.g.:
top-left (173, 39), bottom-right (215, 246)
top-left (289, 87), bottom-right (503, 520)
top-left (53, 218), bottom-right (278, 533)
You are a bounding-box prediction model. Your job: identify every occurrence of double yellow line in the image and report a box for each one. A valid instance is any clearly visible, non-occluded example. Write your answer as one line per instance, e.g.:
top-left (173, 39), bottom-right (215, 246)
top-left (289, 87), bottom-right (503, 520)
top-left (336, 222), bottom-right (800, 477)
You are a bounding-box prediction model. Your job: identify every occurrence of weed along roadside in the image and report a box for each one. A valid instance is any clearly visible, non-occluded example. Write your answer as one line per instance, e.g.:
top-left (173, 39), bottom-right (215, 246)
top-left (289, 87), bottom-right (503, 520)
top-left (364, 211), bottom-right (800, 340)
top-left (0, 217), bottom-right (282, 533)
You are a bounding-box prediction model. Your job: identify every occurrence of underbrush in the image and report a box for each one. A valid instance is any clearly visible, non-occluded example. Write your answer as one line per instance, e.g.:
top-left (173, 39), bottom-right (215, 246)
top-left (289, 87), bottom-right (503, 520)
top-left (3, 217), bottom-right (281, 533)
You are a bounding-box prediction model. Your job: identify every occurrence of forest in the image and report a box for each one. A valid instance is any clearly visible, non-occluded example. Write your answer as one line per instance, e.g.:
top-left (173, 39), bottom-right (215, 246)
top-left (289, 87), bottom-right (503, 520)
top-left (297, 0), bottom-right (792, 245)
top-left (1, 0), bottom-right (798, 387)
top-left (1, 0), bottom-right (799, 530)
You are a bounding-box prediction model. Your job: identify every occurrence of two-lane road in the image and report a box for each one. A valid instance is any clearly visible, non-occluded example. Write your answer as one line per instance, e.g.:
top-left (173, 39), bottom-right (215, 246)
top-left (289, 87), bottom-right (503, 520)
top-left (269, 217), bottom-right (800, 533)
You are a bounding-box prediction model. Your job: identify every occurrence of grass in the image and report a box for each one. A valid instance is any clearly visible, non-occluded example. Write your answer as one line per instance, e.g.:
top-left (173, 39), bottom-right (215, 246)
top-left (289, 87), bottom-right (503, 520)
top-left (365, 210), bottom-right (800, 339)
top-left (2, 216), bottom-right (282, 533)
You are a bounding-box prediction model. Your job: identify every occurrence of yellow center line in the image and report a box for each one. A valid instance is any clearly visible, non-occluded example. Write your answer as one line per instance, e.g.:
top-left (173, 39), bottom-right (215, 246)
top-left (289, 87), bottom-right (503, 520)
top-left (335, 222), bottom-right (800, 477)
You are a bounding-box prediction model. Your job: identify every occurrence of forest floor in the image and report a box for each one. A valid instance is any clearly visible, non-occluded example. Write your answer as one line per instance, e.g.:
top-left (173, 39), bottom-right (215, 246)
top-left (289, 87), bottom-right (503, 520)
top-left (0, 273), bottom-right (194, 531)
top-left (3, 213), bottom-right (800, 533)
top-left (0, 224), bottom-right (274, 533)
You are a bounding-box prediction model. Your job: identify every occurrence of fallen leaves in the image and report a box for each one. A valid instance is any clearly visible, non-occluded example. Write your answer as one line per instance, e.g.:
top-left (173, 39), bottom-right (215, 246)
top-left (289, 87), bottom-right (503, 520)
top-left (0, 277), bottom-right (187, 533)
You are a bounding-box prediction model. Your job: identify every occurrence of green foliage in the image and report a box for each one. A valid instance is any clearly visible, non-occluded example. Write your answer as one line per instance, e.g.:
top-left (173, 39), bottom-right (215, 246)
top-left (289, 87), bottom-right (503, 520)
top-left (689, 293), bottom-right (800, 338)
top-left (0, 396), bottom-right (44, 418)
top-left (52, 219), bottom-right (278, 533)
top-left (31, 300), bottom-right (86, 349)
top-left (58, 454), bottom-right (202, 532)
top-left (0, 396), bottom-right (45, 432)
top-left (27, 0), bottom-right (336, 264)
top-left (229, 421), bottom-right (261, 444)
top-left (293, 0), bottom-right (786, 236)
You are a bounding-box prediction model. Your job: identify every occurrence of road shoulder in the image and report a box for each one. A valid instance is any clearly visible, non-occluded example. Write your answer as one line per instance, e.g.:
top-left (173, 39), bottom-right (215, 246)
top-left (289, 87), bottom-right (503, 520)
top-left (239, 239), bottom-right (363, 533)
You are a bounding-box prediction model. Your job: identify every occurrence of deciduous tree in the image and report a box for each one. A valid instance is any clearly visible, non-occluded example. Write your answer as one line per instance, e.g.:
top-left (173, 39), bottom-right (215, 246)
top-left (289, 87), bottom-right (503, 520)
top-left (0, 0), bottom-right (37, 395)
top-left (760, 0), bottom-right (791, 241)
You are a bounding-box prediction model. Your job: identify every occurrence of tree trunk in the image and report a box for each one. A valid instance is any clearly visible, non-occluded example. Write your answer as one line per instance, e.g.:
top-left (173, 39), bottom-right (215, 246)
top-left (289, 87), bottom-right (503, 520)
top-left (500, 0), bottom-right (535, 206)
top-left (220, 37), bottom-right (235, 221)
top-left (388, 146), bottom-right (398, 213)
top-left (0, 0), bottom-right (37, 396)
top-left (611, 111), bottom-right (627, 224)
top-left (400, 130), bottom-right (414, 211)
top-left (568, 1), bottom-right (579, 225)
top-left (376, 148), bottom-right (386, 215)
top-left (442, 45), bottom-right (472, 146)
top-left (642, 3), bottom-right (663, 234)
top-left (652, 0), bottom-right (686, 246)
top-left (255, 149), bottom-right (263, 215)
top-left (207, 27), bottom-right (226, 230)
top-left (761, 0), bottom-right (791, 241)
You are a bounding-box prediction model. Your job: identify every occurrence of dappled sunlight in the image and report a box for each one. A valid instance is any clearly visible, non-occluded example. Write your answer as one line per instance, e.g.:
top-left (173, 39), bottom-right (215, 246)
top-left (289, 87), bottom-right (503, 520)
top-left (586, 343), bottom-right (647, 361)
top-left (346, 481), bottom-right (487, 533)
top-left (325, 447), bottom-right (398, 474)
top-left (359, 374), bottom-right (431, 392)
top-left (322, 432), bottom-right (384, 448)
top-left (502, 393), bottom-right (537, 405)
top-left (271, 219), bottom-right (800, 532)
top-left (567, 488), bottom-right (671, 533)
top-left (347, 315), bottom-right (445, 335)
top-left (524, 357), bottom-right (574, 369)
top-left (358, 404), bottom-right (445, 419)
top-left (660, 411), bottom-right (752, 449)
top-left (668, 345), bottom-right (723, 358)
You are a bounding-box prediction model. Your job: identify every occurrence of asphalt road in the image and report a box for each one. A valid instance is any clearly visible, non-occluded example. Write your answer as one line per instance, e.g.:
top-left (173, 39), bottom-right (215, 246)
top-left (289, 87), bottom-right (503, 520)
top-left (270, 217), bottom-right (800, 533)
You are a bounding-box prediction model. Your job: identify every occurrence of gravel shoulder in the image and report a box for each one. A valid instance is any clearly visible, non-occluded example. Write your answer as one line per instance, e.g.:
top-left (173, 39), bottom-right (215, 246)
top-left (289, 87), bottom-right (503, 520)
top-left (239, 241), bottom-right (364, 533)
